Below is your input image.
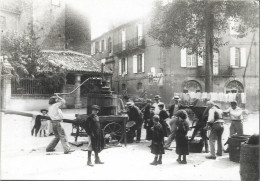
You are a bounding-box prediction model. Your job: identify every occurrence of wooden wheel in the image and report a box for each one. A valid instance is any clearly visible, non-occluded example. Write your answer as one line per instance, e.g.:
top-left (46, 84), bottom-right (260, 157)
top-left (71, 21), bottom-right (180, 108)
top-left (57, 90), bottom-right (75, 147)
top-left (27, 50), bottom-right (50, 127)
top-left (103, 122), bottom-right (123, 144)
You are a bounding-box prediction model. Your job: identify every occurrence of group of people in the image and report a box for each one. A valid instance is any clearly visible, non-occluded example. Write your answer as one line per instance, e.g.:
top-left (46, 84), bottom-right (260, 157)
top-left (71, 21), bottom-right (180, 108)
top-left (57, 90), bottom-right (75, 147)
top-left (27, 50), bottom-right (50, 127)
top-left (125, 94), bottom-right (247, 165)
top-left (40, 93), bottom-right (246, 167)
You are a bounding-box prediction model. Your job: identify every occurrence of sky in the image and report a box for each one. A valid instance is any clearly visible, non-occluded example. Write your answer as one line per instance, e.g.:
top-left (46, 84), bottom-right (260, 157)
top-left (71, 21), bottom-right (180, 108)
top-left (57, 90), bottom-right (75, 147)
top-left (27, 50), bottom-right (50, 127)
top-left (66, 0), bottom-right (156, 39)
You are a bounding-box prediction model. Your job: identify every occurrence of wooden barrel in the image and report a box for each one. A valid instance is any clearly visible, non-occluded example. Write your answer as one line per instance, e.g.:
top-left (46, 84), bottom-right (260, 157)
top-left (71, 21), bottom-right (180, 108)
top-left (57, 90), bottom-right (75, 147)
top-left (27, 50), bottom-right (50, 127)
top-left (86, 93), bottom-right (118, 116)
top-left (240, 143), bottom-right (259, 181)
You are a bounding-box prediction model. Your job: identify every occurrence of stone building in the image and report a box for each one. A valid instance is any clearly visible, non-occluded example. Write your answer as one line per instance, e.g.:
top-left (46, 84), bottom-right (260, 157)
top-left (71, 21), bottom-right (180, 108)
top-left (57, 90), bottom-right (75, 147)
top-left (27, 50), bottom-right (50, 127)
top-left (91, 17), bottom-right (259, 111)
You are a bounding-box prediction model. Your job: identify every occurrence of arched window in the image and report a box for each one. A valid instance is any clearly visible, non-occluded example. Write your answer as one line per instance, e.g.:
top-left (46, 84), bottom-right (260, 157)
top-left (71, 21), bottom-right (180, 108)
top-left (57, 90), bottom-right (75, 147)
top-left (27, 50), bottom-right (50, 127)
top-left (137, 82), bottom-right (143, 90)
top-left (183, 80), bottom-right (202, 93)
top-left (225, 80), bottom-right (244, 93)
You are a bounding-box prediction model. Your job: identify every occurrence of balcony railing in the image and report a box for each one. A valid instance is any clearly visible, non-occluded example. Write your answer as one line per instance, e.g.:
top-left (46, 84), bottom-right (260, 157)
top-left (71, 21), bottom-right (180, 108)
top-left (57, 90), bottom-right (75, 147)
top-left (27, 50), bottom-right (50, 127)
top-left (113, 37), bottom-right (145, 54)
top-left (197, 65), bottom-right (234, 77)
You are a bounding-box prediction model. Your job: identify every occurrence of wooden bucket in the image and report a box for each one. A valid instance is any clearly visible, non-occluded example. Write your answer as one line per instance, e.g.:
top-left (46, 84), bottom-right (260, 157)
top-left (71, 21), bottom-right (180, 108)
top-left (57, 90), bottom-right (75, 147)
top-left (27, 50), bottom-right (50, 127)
top-left (240, 143), bottom-right (259, 181)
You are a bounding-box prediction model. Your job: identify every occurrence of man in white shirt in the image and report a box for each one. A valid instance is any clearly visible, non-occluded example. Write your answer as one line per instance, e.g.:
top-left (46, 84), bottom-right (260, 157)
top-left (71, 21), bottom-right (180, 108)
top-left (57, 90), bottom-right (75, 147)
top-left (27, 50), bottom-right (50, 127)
top-left (205, 101), bottom-right (224, 159)
top-left (152, 95), bottom-right (163, 115)
top-left (46, 95), bottom-right (74, 154)
top-left (223, 100), bottom-right (244, 153)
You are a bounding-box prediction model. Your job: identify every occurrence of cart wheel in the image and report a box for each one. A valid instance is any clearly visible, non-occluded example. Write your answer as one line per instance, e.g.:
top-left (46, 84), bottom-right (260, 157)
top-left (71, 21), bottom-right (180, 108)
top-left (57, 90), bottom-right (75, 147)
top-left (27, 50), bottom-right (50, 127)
top-left (103, 122), bottom-right (123, 144)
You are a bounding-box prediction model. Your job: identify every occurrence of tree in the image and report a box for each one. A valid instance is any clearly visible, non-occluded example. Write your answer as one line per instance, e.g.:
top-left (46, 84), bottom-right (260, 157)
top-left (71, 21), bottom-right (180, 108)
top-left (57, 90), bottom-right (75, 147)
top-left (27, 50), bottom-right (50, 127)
top-left (148, 0), bottom-right (259, 92)
top-left (1, 27), bottom-right (66, 93)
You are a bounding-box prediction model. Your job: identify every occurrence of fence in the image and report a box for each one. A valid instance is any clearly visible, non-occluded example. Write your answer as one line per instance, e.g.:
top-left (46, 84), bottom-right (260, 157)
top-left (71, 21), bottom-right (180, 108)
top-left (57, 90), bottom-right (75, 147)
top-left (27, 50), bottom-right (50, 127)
top-left (11, 78), bottom-right (62, 96)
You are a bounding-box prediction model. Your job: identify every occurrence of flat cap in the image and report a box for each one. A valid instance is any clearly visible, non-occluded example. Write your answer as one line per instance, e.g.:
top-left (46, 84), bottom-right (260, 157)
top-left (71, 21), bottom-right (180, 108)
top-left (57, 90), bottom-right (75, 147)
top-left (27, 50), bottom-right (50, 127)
top-left (91, 105), bottom-right (100, 110)
top-left (154, 95), bottom-right (162, 99)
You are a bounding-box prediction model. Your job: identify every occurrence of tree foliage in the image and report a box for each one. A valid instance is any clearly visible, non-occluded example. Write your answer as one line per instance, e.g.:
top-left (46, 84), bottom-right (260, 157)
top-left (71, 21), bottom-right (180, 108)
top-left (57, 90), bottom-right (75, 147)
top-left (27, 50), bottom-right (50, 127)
top-left (1, 27), bottom-right (66, 92)
top-left (149, 0), bottom-right (259, 54)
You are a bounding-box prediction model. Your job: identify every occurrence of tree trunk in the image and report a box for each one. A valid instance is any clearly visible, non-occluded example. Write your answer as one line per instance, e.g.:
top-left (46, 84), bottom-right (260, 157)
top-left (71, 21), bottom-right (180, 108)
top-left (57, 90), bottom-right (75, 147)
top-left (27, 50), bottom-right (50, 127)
top-left (204, 4), bottom-right (214, 93)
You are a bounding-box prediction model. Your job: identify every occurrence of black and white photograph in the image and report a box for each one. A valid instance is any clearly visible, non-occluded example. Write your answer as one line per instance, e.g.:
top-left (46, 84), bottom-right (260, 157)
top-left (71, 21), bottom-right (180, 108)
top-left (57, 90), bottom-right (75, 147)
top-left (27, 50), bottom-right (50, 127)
top-left (0, 0), bottom-right (259, 180)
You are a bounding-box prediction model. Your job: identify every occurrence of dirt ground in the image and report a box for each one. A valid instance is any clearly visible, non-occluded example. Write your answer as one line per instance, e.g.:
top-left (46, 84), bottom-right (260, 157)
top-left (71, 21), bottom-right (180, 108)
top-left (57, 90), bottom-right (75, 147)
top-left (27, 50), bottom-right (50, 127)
top-left (0, 109), bottom-right (259, 180)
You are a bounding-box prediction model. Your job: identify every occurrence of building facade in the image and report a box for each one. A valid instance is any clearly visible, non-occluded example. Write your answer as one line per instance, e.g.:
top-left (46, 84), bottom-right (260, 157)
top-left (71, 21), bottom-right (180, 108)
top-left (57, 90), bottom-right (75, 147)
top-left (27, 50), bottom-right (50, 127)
top-left (91, 17), bottom-right (259, 111)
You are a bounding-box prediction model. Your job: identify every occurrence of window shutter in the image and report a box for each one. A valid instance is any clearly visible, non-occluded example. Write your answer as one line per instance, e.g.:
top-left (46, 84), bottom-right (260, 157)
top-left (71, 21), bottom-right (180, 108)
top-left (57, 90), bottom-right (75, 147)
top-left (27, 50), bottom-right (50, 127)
top-left (99, 41), bottom-right (102, 52)
top-left (138, 24), bottom-right (143, 37)
top-left (213, 52), bottom-right (219, 75)
top-left (119, 59), bottom-right (122, 75)
top-left (104, 39), bottom-right (106, 50)
top-left (230, 47), bottom-right (236, 67)
top-left (240, 48), bottom-right (246, 67)
top-left (142, 53), bottom-right (145, 72)
top-left (151, 67), bottom-right (156, 76)
top-left (197, 47), bottom-right (203, 66)
top-left (181, 48), bottom-right (187, 67)
top-left (122, 30), bottom-right (126, 50)
top-left (133, 55), bottom-right (137, 73)
top-left (91, 43), bottom-right (95, 55)
top-left (125, 57), bottom-right (128, 74)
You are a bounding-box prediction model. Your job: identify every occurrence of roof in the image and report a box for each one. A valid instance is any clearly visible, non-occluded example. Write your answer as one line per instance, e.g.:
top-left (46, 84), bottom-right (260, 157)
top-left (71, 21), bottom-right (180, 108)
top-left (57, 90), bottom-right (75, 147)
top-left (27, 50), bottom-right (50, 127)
top-left (40, 50), bottom-right (112, 75)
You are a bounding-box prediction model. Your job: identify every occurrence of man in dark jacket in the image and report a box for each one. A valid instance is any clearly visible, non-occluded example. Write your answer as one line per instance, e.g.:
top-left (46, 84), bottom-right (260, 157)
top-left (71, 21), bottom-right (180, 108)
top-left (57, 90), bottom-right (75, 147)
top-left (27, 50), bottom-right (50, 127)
top-left (126, 102), bottom-right (143, 143)
top-left (158, 103), bottom-right (169, 137)
top-left (168, 96), bottom-right (187, 118)
top-left (164, 96), bottom-right (187, 149)
top-left (143, 99), bottom-right (154, 141)
top-left (82, 105), bottom-right (105, 166)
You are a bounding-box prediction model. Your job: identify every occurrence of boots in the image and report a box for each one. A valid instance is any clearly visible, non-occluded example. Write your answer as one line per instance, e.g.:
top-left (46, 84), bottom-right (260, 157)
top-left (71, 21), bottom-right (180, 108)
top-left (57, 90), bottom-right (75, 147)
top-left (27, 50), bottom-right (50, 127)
top-left (157, 155), bottom-right (162, 164)
top-left (95, 156), bottom-right (104, 164)
top-left (176, 155), bottom-right (181, 163)
top-left (87, 158), bottom-right (94, 167)
top-left (180, 155), bottom-right (187, 164)
top-left (150, 156), bottom-right (158, 165)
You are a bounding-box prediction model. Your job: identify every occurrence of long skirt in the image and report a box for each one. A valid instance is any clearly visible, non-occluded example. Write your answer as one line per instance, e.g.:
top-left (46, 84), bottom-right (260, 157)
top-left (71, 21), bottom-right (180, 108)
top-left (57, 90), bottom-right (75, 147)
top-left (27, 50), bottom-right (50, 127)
top-left (176, 134), bottom-right (189, 155)
top-left (151, 141), bottom-right (165, 155)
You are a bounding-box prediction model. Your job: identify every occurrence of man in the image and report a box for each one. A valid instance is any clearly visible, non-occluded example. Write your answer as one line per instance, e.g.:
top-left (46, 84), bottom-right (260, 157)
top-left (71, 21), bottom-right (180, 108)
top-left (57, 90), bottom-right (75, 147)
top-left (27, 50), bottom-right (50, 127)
top-left (158, 103), bottom-right (169, 137)
top-left (84, 105), bottom-right (105, 166)
top-left (152, 95), bottom-right (163, 115)
top-left (164, 96), bottom-right (187, 149)
top-left (168, 96), bottom-right (187, 118)
top-left (126, 102), bottom-right (143, 143)
top-left (143, 99), bottom-right (154, 141)
top-left (223, 100), bottom-right (244, 153)
top-left (205, 101), bottom-right (224, 159)
top-left (46, 94), bottom-right (74, 154)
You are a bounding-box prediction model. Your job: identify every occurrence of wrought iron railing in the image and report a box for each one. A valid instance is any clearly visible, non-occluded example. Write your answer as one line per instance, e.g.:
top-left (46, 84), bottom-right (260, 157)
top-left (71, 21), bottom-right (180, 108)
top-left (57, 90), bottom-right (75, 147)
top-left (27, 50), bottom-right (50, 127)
top-left (11, 78), bottom-right (62, 95)
top-left (113, 37), bottom-right (145, 54)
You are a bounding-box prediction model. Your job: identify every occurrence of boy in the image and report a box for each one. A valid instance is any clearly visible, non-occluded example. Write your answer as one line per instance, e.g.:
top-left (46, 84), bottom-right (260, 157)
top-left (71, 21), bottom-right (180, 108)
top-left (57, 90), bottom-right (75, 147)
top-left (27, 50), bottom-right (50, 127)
top-left (39, 109), bottom-right (48, 137)
top-left (150, 115), bottom-right (165, 165)
top-left (84, 105), bottom-right (105, 166)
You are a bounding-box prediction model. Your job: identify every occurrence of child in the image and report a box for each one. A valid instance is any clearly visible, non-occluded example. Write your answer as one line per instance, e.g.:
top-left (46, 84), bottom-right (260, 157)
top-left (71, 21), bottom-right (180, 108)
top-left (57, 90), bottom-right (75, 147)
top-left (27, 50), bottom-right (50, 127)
top-left (39, 109), bottom-right (49, 137)
top-left (84, 105), bottom-right (105, 166)
top-left (175, 110), bottom-right (189, 164)
top-left (158, 103), bottom-right (169, 137)
top-left (150, 115), bottom-right (165, 165)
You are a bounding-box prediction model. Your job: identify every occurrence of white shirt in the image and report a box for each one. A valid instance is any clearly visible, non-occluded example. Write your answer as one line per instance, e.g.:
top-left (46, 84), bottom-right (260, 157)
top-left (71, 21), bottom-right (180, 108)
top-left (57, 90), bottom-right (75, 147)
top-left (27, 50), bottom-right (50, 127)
top-left (207, 106), bottom-right (223, 124)
top-left (224, 107), bottom-right (243, 120)
top-left (152, 102), bottom-right (163, 115)
top-left (48, 99), bottom-right (65, 120)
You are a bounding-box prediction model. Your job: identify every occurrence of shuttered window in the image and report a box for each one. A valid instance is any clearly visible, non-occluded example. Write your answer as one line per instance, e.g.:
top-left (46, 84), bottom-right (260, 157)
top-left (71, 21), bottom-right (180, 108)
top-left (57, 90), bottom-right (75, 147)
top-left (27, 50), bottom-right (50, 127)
top-left (230, 47), bottom-right (246, 68)
top-left (197, 47), bottom-right (204, 66)
top-left (122, 30), bottom-right (126, 50)
top-left (181, 48), bottom-right (187, 67)
top-left (119, 59), bottom-right (122, 75)
top-left (133, 55), bottom-right (137, 73)
top-left (213, 51), bottom-right (219, 75)
top-left (137, 24), bottom-right (143, 46)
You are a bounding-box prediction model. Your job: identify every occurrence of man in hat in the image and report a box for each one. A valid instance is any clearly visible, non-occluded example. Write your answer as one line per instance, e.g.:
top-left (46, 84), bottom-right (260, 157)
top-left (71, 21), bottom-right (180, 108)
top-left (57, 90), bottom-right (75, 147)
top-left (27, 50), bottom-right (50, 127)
top-left (164, 96), bottom-right (187, 149)
top-left (126, 102), bottom-right (143, 143)
top-left (143, 99), bottom-right (154, 141)
top-left (81, 105), bottom-right (105, 166)
top-left (152, 95), bottom-right (164, 115)
top-left (46, 95), bottom-right (74, 154)
top-left (223, 100), bottom-right (244, 153)
top-left (158, 103), bottom-right (169, 137)
top-left (168, 96), bottom-right (187, 118)
top-left (205, 101), bottom-right (224, 159)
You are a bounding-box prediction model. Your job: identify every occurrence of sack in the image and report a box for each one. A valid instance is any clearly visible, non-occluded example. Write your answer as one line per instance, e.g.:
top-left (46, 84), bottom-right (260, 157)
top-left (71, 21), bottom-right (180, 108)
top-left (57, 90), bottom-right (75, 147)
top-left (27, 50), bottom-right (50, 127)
top-left (166, 123), bottom-right (171, 136)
